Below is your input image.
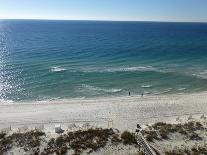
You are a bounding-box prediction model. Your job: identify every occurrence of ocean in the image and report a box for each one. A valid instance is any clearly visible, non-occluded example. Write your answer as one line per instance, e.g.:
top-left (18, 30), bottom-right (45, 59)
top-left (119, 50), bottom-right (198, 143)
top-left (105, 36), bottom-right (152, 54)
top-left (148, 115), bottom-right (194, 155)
top-left (1, 20), bottom-right (207, 102)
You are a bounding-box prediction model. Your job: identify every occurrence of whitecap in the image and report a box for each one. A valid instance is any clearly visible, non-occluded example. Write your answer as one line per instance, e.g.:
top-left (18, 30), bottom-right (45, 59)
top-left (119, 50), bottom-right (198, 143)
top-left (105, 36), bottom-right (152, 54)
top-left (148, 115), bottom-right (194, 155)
top-left (0, 83), bottom-right (3, 91)
top-left (192, 69), bottom-right (207, 79)
top-left (81, 84), bottom-right (122, 93)
top-left (50, 66), bottom-right (66, 72)
top-left (0, 99), bottom-right (14, 104)
top-left (178, 88), bottom-right (186, 91)
top-left (153, 88), bottom-right (172, 95)
top-left (141, 85), bottom-right (152, 88)
top-left (143, 91), bottom-right (151, 94)
top-left (192, 73), bottom-right (207, 79)
top-left (105, 66), bottom-right (155, 72)
top-left (80, 66), bottom-right (162, 73)
top-left (198, 70), bottom-right (207, 75)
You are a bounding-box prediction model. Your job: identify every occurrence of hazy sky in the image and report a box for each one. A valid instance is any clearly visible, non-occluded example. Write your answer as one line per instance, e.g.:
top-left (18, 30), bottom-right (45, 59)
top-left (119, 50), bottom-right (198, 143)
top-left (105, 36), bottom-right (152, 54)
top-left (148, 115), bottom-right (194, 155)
top-left (0, 0), bottom-right (207, 22)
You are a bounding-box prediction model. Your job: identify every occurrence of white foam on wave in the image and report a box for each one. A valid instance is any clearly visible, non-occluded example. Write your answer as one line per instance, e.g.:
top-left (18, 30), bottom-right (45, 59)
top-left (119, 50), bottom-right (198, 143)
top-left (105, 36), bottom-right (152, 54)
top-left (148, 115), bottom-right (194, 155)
top-left (153, 88), bottom-right (172, 95)
top-left (0, 99), bottom-right (14, 104)
top-left (104, 66), bottom-right (156, 72)
top-left (81, 84), bottom-right (122, 93)
top-left (141, 85), bottom-right (152, 88)
top-left (178, 88), bottom-right (186, 91)
top-left (143, 91), bottom-right (151, 94)
top-left (50, 66), bottom-right (66, 72)
top-left (0, 83), bottom-right (3, 91)
top-left (192, 69), bottom-right (207, 79)
top-left (197, 70), bottom-right (207, 75)
top-left (193, 75), bottom-right (207, 80)
top-left (80, 66), bottom-right (163, 73)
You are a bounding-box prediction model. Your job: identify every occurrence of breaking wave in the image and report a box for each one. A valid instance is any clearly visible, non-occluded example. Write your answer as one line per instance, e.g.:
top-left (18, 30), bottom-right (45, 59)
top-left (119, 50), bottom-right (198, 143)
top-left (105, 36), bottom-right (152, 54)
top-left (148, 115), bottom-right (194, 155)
top-left (178, 88), bottom-right (186, 91)
top-left (81, 84), bottom-right (122, 93)
top-left (141, 85), bottom-right (152, 88)
top-left (50, 66), bottom-right (66, 72)
top-left (80, 66), bottom-right (162, 73)
top-left (153, 88), bottom-right (172, 95)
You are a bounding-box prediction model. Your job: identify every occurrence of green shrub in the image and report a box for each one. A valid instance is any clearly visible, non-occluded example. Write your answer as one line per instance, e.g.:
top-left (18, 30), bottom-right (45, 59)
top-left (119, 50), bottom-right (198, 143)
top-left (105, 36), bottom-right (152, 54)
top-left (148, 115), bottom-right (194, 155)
top-left (144, 131), bottom-right (159, 142)
top-left (0, 132), bottom-right (6, 139)
top-left (121, 131), bottom-right (137, 145)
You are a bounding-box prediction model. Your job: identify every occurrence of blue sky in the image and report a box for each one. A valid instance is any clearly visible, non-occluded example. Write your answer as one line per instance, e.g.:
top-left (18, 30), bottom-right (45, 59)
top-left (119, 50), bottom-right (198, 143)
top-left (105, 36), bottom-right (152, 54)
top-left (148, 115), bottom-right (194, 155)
top-left (0, 0), bottom-right (207, 22)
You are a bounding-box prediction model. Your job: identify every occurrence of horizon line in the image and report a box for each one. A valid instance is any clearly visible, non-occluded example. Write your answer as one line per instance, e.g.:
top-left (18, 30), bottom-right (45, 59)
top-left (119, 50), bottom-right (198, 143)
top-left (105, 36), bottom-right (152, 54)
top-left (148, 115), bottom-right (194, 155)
top-left (0, 18), bottom-right (207, 24)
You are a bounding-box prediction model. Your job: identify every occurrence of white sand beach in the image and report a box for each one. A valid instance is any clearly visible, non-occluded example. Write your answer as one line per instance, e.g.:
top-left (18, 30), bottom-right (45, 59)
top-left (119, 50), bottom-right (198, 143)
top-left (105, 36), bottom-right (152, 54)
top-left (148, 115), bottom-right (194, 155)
top-left (0, 92), bottom-right (207, 131)
top-left (1, 92), bottom-right (207, 155)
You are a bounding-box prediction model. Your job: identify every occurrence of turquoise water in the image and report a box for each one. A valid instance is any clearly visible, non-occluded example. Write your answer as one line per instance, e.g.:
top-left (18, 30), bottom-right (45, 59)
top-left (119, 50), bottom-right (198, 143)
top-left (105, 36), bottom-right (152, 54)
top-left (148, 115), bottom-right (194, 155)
top-left (1, 20), bottom-right (207, 102)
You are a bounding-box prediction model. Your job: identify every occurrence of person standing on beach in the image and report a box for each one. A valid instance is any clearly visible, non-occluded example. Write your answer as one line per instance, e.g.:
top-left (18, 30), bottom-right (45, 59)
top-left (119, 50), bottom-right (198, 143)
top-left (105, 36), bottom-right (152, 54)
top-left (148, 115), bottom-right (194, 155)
top-left (129, 91), bottom-right (131, 96)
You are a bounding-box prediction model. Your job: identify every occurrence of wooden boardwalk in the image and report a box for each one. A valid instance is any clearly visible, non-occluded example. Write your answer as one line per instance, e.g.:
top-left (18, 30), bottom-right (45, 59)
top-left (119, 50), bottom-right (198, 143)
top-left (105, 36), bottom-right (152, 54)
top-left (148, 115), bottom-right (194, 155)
top-left (135, 131), bottom-right (157, 155)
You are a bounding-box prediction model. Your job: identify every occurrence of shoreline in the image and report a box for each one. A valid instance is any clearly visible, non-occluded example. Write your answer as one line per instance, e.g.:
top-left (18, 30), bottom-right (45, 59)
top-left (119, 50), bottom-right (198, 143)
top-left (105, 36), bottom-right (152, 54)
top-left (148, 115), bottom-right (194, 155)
top-left (0, 91), bottom-right (207, 130)
top-left (1, 90), bottom-right (207, 105)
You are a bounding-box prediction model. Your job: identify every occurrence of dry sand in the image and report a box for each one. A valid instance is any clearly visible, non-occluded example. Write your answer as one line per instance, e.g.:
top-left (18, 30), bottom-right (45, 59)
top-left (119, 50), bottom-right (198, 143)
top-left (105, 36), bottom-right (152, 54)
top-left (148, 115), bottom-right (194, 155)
top-left (0, 92), bottom-right (207, 131)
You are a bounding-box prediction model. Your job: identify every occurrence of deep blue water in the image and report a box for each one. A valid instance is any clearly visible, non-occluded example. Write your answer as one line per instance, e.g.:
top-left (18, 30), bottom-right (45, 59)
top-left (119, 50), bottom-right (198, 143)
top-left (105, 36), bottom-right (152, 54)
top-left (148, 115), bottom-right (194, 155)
top-left (1, 20), bottom-right (207, 102)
